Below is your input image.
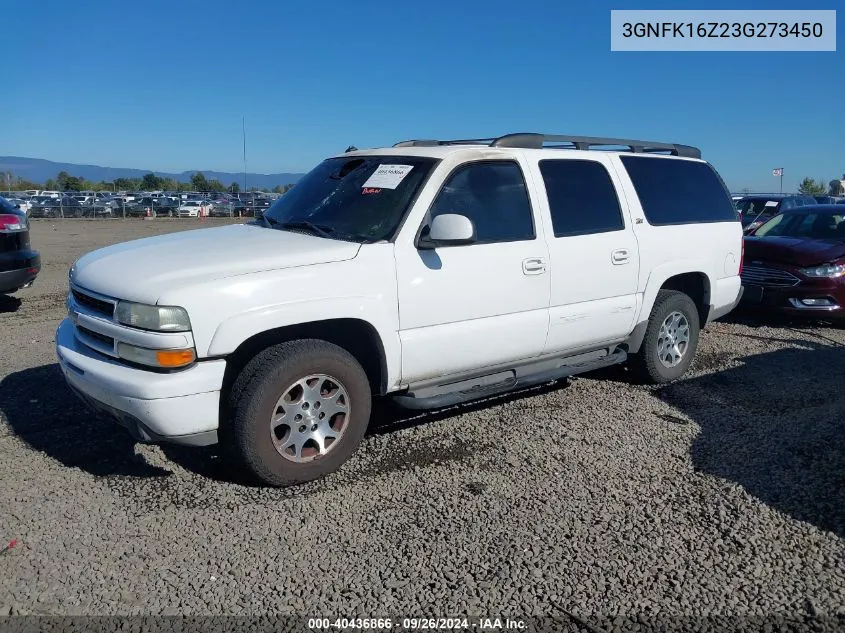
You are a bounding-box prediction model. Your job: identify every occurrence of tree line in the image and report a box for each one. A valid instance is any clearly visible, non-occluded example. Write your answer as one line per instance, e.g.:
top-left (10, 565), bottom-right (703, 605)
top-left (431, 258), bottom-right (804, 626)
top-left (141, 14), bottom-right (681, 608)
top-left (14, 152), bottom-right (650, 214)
top-left (797, 177), bottom-right (844, 197)
top-left (1, 171), bottom-right (295, 195)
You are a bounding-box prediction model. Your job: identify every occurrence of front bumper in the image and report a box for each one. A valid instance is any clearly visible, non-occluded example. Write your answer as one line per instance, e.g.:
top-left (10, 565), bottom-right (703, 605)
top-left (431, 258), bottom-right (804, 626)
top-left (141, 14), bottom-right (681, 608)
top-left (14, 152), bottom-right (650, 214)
top-left (55, 318), bottom-right (226, 445)
top-left (739, 280), bottom-right (845, 318)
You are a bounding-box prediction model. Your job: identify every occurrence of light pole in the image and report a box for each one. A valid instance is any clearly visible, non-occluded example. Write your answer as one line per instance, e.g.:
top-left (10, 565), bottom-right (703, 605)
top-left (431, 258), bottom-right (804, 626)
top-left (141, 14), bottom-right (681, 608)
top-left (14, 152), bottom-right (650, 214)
top-left (773, 167), bottom-right (784, 194)
top-left (242, 116), bottom-right (247, 195)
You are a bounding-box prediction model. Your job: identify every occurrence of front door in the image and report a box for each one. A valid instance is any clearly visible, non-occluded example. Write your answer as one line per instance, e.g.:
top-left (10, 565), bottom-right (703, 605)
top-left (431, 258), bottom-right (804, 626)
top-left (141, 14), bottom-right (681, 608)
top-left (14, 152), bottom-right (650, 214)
top-left (395, 160), bottom-right (551, 384)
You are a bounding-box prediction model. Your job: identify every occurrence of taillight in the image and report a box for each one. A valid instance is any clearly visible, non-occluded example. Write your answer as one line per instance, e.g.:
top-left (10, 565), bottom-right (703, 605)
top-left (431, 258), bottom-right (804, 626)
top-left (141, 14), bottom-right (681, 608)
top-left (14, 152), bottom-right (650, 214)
top-left (739, 238), bottom-right (744, 275)
top-left (0, 214), bottom-right (25, 232)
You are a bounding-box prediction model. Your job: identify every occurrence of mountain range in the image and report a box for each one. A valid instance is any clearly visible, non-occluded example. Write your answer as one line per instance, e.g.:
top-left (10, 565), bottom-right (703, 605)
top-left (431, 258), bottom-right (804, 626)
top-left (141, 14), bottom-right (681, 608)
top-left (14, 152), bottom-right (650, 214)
top-left (0, 156), bottom-right (304, 189)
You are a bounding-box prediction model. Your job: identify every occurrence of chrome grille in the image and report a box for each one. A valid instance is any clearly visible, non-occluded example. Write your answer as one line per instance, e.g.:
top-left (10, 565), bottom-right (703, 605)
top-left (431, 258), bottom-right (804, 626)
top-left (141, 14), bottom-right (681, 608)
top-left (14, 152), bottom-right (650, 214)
top-left (71, 288), bottom-right (115, 318)
top-left (77, 325), bottom-right (114, 348)
top-left (75, 324), bottom-right (118, 357)
top-left (741, 265), bottom-right (800, 288)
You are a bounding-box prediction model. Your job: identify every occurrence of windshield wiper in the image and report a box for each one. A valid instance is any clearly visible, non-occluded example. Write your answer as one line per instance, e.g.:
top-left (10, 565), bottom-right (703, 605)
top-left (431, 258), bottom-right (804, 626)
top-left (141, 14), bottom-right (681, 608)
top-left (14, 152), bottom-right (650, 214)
top-left (274, 219), bottom-right (336, 239)
top-left (265, 216), bottom-right (375, 243)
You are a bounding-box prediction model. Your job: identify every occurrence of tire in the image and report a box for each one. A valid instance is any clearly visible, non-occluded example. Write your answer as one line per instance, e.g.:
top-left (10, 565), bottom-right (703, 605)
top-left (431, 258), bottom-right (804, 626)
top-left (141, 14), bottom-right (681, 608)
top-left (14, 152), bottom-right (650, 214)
top-left (630, 290), bottom-right (701, 384)
top-left (225, 339), bottom-right (372, 486)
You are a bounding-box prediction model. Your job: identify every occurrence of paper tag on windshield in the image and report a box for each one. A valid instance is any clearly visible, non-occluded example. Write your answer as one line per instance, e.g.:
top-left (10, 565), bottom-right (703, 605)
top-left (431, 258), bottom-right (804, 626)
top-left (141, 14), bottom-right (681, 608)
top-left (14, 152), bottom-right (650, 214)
top-left (764, 200), bottom-right (778, 207)
top-left (362, 164), bottom-right (414, 190)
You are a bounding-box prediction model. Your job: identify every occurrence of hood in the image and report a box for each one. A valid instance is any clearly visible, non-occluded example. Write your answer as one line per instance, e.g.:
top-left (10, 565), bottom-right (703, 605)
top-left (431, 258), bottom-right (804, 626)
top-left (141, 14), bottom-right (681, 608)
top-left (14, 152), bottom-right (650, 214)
top-left (743, 236), bottom-right (845, 268)
top-left (71, 223), bottom-right (361, 303)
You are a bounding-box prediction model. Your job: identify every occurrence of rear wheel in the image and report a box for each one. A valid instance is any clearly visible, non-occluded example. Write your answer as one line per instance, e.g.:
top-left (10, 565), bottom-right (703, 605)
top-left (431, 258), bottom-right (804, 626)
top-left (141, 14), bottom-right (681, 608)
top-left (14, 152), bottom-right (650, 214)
top-left (226, 339), bottom-right (372, 486)
top-left (630, 290), bottom-right (701, 384)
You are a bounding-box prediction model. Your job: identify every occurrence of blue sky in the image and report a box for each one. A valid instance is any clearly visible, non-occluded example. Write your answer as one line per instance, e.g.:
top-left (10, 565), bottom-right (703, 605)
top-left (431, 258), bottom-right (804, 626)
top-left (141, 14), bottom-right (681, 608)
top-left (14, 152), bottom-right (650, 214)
top-left (5, 0), bottom-right (842, 191)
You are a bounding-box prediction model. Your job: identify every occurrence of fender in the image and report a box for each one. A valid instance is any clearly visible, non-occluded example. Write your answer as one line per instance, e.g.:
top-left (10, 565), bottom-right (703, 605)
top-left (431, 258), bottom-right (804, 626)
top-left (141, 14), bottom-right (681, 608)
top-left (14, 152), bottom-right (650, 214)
top-left (206, 295), bottom-right (403, 390)
top-left (626, 260), bottom-right (714, 354)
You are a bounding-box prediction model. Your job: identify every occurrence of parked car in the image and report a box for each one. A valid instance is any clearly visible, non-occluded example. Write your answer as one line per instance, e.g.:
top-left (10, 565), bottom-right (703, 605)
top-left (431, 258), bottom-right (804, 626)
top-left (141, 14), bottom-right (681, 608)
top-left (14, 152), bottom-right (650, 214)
top-left (27, 197), bottom-right (58, 218)
top-left (4, 197), bottom-right (31, 215)
top-left (208, 200), bottom-right (247, 217)
top-left (58, 132), bottom-right (743, 486)
top-left (740, 204), bottom-right (844, 320)
top-left (87, 197), bottom-right (124, 217)
top-left (177, 200), bottom-right (211, 218)
top-left (0, 196), bottom-right (40, 294)
top-left (119, 199), bottom-right (146, 217)
top-left (29, 195), bottom-right (84, 218)
top-left (154, 198), bottom-right (180, 217)
top-left (735, 194), bottom-right (817, 234)
top-left (235, 196), bottom-right (272, 218)
top-left (82, 205), bottom-right (118, 218)
top-left (249, 197), bottom-right (272, 218)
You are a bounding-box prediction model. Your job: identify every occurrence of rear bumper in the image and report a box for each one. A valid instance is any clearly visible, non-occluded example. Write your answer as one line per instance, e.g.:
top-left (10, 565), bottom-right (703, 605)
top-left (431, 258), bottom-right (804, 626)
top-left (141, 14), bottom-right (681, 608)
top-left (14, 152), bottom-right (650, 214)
top-left (707, 275), bottom-right (744, 323)
top-left (0, 251), bottom-right (41, 292)
top-left (55, 318), bottom-right (226, 445)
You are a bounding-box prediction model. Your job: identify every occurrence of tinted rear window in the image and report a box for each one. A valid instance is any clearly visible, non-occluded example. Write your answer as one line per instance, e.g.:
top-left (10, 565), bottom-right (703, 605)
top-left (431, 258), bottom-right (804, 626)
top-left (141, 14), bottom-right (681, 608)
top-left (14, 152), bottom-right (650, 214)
top-left (538, 159), bottom-right (624, 237)
top-left (620, 156), bottom-right (736, 225)
top-left (0, 197), bottom-right (18, 213)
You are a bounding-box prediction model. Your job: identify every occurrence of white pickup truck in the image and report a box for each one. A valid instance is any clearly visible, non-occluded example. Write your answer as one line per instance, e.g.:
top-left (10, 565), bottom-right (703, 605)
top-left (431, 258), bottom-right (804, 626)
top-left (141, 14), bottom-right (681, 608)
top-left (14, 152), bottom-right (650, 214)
top-left (57, 133), bottom-right (744, 486)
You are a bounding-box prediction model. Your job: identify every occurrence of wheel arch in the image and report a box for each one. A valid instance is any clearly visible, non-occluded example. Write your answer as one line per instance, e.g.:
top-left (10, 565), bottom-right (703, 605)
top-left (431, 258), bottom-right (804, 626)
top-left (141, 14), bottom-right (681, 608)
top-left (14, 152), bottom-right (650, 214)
top-left (219, 318), bottom-right (390, 404)
top-left (626, 268), bottom-right (713, 354)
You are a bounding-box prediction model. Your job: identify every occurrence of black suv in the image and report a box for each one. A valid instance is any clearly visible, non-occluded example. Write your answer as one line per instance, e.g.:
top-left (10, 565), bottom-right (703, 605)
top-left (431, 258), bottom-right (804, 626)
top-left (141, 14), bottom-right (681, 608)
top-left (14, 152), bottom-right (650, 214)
top-left (734, 193), bottom-right (817, 233)
top-left (0, 197), bottom-right (41, 294)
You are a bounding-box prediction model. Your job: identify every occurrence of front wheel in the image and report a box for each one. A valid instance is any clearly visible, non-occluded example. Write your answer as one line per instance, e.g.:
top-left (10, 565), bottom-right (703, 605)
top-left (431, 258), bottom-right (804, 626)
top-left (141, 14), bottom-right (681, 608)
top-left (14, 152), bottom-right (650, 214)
top-left (225, 339), bottom-right (372, 486)
top-left (630, 290), bottom-right (701, 384)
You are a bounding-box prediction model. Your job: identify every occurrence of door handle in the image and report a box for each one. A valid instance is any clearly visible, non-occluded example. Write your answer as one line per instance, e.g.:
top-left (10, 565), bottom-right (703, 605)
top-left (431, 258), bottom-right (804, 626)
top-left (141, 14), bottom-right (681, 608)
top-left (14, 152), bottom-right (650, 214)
top-left (522, 258), bottom-right (547, 275)
top-left (611, 249), bottom-right (631, 265)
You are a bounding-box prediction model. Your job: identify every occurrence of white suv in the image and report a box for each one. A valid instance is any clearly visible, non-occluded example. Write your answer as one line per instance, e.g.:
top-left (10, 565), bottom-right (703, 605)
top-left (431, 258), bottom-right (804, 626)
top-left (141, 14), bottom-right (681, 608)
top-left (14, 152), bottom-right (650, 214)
top-left (57, 133), bottom-right (744, 486)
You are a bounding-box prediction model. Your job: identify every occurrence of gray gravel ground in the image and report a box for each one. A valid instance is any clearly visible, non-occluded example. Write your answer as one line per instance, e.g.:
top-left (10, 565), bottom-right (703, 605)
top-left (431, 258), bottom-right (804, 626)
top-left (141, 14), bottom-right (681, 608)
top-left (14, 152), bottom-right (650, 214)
top-left (1, 219), bottom-right (844, 632)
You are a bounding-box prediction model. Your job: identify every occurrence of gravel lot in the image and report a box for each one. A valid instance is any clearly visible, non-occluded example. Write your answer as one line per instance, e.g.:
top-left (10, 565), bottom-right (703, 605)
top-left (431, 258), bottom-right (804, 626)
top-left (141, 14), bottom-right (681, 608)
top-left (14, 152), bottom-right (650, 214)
top-left (1, 219), bottom-right (844, 632)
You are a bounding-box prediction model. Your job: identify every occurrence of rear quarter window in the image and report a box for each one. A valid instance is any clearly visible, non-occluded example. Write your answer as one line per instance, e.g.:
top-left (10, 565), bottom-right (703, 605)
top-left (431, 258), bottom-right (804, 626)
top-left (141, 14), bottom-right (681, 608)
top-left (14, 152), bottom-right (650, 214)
top-left (619, 156), bottom-right (737, 226)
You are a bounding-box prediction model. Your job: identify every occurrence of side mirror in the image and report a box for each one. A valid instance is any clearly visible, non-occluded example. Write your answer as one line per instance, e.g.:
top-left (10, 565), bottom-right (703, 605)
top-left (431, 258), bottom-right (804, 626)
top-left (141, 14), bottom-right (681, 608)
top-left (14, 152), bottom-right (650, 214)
top-left (418, 213), bottom-right (476, 249)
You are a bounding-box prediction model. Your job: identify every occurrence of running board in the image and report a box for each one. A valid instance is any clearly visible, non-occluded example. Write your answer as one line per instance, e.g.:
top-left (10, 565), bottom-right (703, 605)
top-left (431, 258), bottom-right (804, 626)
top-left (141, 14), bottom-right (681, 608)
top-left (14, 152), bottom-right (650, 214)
top-left (392, 347), bottom-right (628, 410)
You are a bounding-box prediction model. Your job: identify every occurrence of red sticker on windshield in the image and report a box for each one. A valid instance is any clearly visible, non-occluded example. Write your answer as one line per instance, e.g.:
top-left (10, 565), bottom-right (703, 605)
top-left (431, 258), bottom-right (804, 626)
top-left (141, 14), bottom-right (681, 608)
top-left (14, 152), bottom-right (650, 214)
top-left (362, 187), bottom-right (382, 195)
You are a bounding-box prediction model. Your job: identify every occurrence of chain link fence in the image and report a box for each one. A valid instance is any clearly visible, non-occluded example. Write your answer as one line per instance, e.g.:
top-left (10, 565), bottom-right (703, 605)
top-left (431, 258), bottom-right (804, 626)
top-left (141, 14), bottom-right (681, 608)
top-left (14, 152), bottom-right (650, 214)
top-left (2, 191), bottom-right (279, 221)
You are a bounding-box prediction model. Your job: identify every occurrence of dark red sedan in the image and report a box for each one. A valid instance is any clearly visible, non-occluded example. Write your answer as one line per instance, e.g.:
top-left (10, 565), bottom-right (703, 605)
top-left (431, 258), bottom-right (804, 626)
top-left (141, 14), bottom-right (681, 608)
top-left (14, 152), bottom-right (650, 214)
top-left (740, 205), bottom-right (845, 321)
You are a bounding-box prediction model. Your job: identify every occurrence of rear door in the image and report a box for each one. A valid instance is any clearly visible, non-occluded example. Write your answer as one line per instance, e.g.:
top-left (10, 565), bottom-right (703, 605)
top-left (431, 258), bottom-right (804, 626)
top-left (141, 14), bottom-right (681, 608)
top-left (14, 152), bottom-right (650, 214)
top-left (528, 155), bottom-right (640, 354)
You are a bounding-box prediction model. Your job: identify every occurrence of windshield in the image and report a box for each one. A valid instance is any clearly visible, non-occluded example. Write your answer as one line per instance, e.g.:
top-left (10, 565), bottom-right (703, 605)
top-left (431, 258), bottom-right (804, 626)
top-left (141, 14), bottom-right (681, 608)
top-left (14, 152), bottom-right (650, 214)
top-left (755, 211), bottom-right (845, 240)
top-left (738, 198), bottom-right (780, 217)
top-left (263, 155), bottom-right (438, 242)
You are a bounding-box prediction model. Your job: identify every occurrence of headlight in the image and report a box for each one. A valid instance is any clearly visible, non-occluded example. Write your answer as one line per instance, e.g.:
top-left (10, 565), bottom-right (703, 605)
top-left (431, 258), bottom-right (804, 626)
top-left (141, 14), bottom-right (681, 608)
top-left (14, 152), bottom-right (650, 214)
top-left (117, 342), bottom-right (196, 368)
top-left (114, 301), bottom-right (191, 332)
top-left (800, 262), bottom-right (845, 278)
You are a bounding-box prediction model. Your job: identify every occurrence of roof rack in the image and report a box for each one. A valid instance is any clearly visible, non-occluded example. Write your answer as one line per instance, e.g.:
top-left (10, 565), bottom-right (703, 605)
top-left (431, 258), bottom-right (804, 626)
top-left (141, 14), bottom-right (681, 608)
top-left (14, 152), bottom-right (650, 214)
top-left (393, 133), bottom-right (701, 159)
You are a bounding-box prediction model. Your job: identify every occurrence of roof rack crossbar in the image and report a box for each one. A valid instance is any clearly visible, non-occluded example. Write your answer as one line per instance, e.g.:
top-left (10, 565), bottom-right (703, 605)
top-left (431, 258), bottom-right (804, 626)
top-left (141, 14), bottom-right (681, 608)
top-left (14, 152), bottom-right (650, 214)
top-left (492, 134), bottom-right (701, 158)
top-left (392, 133), bottom-right (701, 158)
top-left (392, 138), bottom-right (497, 147)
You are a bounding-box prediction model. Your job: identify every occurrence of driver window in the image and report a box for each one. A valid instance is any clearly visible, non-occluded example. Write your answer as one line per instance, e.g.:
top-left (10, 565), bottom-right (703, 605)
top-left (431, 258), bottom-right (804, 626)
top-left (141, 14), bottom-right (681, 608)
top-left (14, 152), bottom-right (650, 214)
top-left (428, 161), bottom-right (535, 244)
